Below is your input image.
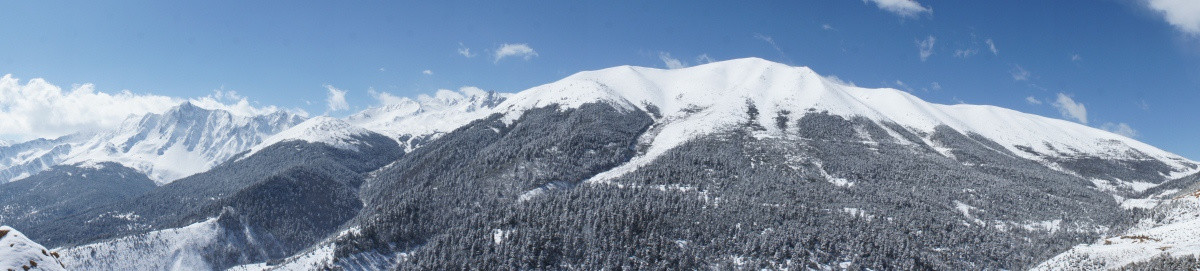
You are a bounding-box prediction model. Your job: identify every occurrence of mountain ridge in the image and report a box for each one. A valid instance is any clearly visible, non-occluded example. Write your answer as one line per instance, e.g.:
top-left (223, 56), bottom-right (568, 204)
top-left (0, 101), bottom-right (306, 184)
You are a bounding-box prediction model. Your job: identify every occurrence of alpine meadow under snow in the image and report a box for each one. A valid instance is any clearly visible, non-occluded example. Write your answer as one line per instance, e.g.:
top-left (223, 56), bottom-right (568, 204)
top-left (3, 58), bottom-right (1200, 270)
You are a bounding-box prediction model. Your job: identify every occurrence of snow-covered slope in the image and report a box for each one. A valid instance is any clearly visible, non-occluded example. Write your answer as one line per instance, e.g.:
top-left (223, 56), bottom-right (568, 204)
top-left (0, 226), bottom-right (65, 271)
top-left (240, 116), bottom-right (374, 158)
top-left (0, 102), bottom-right (305, 184)
top-left (478, 57), bottom-right (1196, 183)
top-left (59, 218), bottom-right (222, 271)
top-left (346, 87), bottom-right (508, 151)
top-left (1035, 190), bottom-right (1200, 270)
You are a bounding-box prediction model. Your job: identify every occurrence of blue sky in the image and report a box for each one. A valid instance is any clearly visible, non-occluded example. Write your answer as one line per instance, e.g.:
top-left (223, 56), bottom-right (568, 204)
top-left (2, 0), bottom-right (1200, 158)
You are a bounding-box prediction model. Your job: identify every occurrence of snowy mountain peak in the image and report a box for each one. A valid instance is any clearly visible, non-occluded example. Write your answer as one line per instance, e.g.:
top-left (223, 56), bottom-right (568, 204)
top-left (241, 116), bottom-right (375, 158)
top-left (347, 87), bottom-right (510, 149)
top-left (492, 58), bottom-right (1196, 181)
top-left (0, 102), bottom-right (307, 184)
top-left (0, 226), bottom-right (65, 271)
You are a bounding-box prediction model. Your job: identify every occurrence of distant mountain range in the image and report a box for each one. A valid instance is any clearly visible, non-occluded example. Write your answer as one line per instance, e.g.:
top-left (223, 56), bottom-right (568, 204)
top-left (3, 58), bottom-right (1200, 270)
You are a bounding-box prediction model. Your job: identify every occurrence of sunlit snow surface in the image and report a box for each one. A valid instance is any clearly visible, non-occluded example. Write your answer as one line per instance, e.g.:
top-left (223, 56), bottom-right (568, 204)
top-left (239, 116), bottom-right (374, 159)
top-left (0, 226), bottom-right (66, 271)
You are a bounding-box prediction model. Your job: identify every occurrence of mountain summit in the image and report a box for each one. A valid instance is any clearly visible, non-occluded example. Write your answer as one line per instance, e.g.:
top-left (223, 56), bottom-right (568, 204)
top-left (490, 58), bottom-right (1196, 188)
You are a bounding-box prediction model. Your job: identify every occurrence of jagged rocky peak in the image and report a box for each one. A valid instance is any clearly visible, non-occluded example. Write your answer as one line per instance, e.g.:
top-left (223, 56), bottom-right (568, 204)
top-left (61, 101), bottom-right (308, 183)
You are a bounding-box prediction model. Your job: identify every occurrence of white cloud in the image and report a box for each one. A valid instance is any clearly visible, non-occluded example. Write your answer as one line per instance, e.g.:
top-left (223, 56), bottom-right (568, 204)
top-left (325, 85), bottom-right (349, 112)
top-left (917, 36), bottom-right (936, 61)
top-left (658, 52), bottom-right (686, 69)
top-left (1101, 122), bottom-right (1139, 138)
top-left (1071, 54), bottom-right (1082, 62)
top-left (930, 82), bottom-right (942, 90)
top-left (1025, 96), bottom-right (1042, 105)
top-left (985, 39), bottom-right (998, 55)
top-left (754, 33), bottom-right (792, 63)
top-left (1145, 0), bottom-right (1200, 35)
top-left (863, 0), bottom-right (932, 18)
top-left (1011, 65), bottom-right (1031, 81)
top-left (823, 75), bottom-right (857, 87)
top-left (954, 48), bottom-right (978, 58)
top-left (379, 67), bottom-right (386, 72)
top-left (493, 43), bottom-right (538, 63)
top-left (822, 24), bottom-right (834, 30)
top-left (368, 87), bottom-right (408, 105)
top-left (0, 74), bottom-right (286, 141)
top-left (695, 54), bottom-right (715, 64)
top-left (458, 42), bottom-right (475, 58)
top-left (422, 70), bottom-right (433, 75)
top-left (893, 80), bottom-right (913, 91)
top-left (190, 89), bottom-right (292, 117)
top-left (1052, 93), bottom-right (1087, 124)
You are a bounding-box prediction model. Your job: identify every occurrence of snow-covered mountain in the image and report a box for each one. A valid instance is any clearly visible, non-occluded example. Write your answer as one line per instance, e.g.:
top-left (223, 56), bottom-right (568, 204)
top-left (347, 58), bottom-right (1197, 186)
top-left (239, 58), bottom-right (1193, 270)
top-left (346, 87), bottom-right (508, 151)
top-left (0, 226), bottom-right (65, 271)
top-left (13, 58), bottom-right (1200, 270)
top-left (240, 116), bottom-right (377, 159)
top-left (487, 57), bottom-right (1197, 187)
top-left (0, 102), bottom-right (305, 184)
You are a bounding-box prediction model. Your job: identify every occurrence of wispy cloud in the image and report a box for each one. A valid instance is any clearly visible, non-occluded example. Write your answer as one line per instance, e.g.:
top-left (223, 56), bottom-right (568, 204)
top-left (1101, 122), bottom-right (1139, 138)
top-left (954, 48), bottom-right (978, 58)
top-left (325, 85), bottom-right (349, 112)
top-left (658, 52), bottom-right (686, 69)
top-left (823, 75), bottom-right (857, 87)
top-left (0, 74), bottom-right (287, 140)
top-left (1025, 96), bottom-right (1042, 105)
top-left (368, 87), bottom-right (408, 105)
top-left (422, 70), bottom-right (433, 75)
top-left (1052, 93), bottom-right (1087, 124)
top-left (916, 36), bottom-right (936, 61)
top-left (695, 54), bottom-right (715, 64)
top-left (458, 42), bottom-right (475, 58)
top-left (1071, 54), bottom-right (1082, 62)
top-left (1145, 0), bottom-right (1200, 35)
top-left (1011, 65), bottom-right (1031, 81)
top-left (863, 0), bottom-right (932, 18)
top-left (985, 39), bottom-right (998, 55)
top-left (493, 43), bottom-right (538, 63)
top-left (822, 24), bottom-right (834, 30)
top-left (754, 33), bottom-right (792, 63)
